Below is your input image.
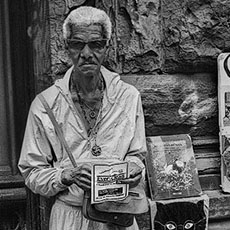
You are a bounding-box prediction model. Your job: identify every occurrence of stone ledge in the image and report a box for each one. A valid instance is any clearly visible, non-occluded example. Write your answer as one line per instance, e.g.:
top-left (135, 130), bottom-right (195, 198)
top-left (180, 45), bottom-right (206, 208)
top-left (121, 74), bottom-right (218, 137)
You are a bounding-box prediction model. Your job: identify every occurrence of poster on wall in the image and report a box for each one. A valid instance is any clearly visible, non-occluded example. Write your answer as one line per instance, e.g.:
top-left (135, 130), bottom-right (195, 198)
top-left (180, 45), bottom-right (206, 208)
top-left (146, 134), bottom-right (202, 200)
top-left (218, 53), bottom-right (230, 193)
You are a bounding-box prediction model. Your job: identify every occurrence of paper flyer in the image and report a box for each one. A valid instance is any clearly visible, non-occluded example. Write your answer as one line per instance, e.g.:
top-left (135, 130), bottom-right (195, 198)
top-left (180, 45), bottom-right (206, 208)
top-left (91, 161), bottom-right (129, 204)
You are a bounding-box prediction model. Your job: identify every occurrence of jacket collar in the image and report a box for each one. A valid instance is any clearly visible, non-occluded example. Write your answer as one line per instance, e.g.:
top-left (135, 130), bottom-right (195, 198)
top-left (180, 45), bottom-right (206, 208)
top-left (55, 65), bottom-right (120, 104)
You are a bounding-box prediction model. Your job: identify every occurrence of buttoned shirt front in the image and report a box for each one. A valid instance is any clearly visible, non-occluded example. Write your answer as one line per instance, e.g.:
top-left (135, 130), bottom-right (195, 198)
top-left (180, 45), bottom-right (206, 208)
top-left (18, 66), bottom-right (147, 206)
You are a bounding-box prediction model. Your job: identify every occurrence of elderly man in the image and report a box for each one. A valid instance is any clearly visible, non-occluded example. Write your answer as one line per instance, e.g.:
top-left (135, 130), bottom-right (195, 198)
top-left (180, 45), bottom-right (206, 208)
top-left (18, 6), bottom-right (147, 230)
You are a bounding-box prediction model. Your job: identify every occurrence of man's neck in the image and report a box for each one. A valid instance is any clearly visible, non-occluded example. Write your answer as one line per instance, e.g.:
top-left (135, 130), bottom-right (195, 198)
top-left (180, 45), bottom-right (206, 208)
top-left (71, 70), bottom-right (102, 96)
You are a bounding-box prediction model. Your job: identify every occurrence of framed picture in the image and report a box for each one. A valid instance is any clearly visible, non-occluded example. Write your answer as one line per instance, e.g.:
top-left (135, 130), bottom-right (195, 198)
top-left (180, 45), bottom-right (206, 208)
top-left (146, 134), bottom-right (202, 200)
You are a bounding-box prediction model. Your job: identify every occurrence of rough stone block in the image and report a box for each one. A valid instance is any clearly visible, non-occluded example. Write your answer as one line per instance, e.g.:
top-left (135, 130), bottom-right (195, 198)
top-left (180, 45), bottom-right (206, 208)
top-left (122, 73), bottom-right (218, 137)
top-left (49, 0), bottom-right (230, 76)
top-left (162, 0), bottom-right (230, 73)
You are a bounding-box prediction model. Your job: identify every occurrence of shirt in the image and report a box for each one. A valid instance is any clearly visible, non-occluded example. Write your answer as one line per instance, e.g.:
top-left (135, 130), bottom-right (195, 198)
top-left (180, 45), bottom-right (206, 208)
top-left (18, 65), bottom-right (147, 206)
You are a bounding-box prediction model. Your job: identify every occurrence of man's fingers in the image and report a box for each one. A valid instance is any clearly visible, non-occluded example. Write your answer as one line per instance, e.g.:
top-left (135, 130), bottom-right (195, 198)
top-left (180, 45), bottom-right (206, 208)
top-left (119, 173), bottom-right (142, 188)
top-left (74, 179), bottom-right (91, 191)
top-left (78, 176), bottom-right (91, 186)
top-left (129, 168), bottom-right (142, 178)
top-left (129, 162), bottom-right (143, 178)
top-left (72, 165), bottom-right (91, 180)
top-left (69, 164), bottom-right (92, 191)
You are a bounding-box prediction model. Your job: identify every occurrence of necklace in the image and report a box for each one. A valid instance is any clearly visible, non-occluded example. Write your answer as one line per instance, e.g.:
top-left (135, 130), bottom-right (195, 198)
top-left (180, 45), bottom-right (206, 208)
top-left (77, 78), bottom-right (104, 129)
top-left (71, 75), bottom-right (104, 157)
top-left (80, 95), bottom-right (100, 119)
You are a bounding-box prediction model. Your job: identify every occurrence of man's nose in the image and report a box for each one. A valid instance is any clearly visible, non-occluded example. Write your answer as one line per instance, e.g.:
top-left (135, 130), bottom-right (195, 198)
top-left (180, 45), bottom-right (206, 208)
top-left (80, 44), bottom-right (93, 59)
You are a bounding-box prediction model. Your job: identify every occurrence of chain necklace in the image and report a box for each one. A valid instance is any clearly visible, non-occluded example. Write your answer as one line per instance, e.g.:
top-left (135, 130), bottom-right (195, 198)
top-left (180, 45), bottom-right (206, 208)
top-left (79, 90), bottom-right (102, 120)
top-left (77, 79), bottom-right (104, 130)
top-left (71, 75), bottom-right (104, 156)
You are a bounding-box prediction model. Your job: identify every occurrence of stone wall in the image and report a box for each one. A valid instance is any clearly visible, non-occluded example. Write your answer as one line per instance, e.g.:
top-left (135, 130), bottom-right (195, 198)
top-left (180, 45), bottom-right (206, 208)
top-left (47, 0), bottom-right (230, 137)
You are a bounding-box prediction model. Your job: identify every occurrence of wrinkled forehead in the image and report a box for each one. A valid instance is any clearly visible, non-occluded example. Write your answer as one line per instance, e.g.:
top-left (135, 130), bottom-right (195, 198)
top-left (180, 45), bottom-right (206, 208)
top-left (70, 24), bottom-right (104, 40)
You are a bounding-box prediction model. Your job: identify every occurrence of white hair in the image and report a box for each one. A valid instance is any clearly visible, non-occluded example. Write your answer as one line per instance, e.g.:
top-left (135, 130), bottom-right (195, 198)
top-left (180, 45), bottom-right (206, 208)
top-left (63, 6), bottom-right (112, 40)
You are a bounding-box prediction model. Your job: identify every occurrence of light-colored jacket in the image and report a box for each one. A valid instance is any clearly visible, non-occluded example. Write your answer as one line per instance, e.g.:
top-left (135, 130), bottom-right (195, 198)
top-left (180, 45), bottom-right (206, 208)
top-left (18, 66), bottom-right (147, 206)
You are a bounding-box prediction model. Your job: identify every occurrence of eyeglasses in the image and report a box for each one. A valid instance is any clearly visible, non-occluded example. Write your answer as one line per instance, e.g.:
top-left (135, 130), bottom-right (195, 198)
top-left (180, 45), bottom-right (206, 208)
top-left (67, 39), bottom-right (107, 52)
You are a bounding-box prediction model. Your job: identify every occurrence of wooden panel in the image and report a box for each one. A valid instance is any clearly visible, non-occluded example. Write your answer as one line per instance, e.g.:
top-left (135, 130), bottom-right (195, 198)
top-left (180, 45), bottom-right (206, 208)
top-left (0, 188), bottom-right (26, 202)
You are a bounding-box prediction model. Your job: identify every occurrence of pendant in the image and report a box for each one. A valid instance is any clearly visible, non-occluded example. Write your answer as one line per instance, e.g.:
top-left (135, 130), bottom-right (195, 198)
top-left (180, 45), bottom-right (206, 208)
top-left (89, 110), bottom-right (97, 119)
top-left (91, 144), bottom-right (102, 156)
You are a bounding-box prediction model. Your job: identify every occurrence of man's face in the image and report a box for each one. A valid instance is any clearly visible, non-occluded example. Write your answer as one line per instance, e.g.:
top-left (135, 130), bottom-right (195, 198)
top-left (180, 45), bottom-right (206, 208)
top-left (67, 24), bottom-right (107, 77)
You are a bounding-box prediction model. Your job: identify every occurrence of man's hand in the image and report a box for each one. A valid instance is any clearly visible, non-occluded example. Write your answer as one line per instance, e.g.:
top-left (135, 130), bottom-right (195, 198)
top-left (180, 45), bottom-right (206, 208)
top-left (61, 164), bottom-right (91, 191)
top-left (119, 162), bottom-right (143, 188)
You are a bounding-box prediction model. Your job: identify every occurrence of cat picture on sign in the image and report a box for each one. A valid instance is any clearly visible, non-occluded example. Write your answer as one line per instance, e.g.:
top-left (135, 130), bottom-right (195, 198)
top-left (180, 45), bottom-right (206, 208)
top-left (154, 200), bottom-right (206, 230)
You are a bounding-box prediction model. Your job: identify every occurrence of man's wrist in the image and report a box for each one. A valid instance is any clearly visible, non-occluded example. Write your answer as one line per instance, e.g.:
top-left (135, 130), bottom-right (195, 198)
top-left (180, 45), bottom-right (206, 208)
top-left (61, 169), bottom-right (74, 186)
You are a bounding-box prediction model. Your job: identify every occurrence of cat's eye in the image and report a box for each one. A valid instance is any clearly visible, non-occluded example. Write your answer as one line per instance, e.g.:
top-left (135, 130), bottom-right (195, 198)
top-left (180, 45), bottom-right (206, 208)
top-left (184, 222), bottom-right (194, 229)
top-left (166, 223), bottom-right (176, 230)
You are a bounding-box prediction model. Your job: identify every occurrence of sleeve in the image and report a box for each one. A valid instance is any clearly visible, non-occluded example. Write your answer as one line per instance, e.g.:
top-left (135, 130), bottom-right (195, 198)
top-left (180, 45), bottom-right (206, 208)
top-left (125, 94), bottom-right (147, 170)
top-left (18, 100), bottom-right (68, 197)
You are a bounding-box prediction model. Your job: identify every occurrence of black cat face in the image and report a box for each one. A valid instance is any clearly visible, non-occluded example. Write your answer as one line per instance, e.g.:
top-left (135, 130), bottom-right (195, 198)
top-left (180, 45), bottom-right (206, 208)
top-left (155, 219), bottom-right (205, 230)
top-left (154, 200), bottom-right (206, 230)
